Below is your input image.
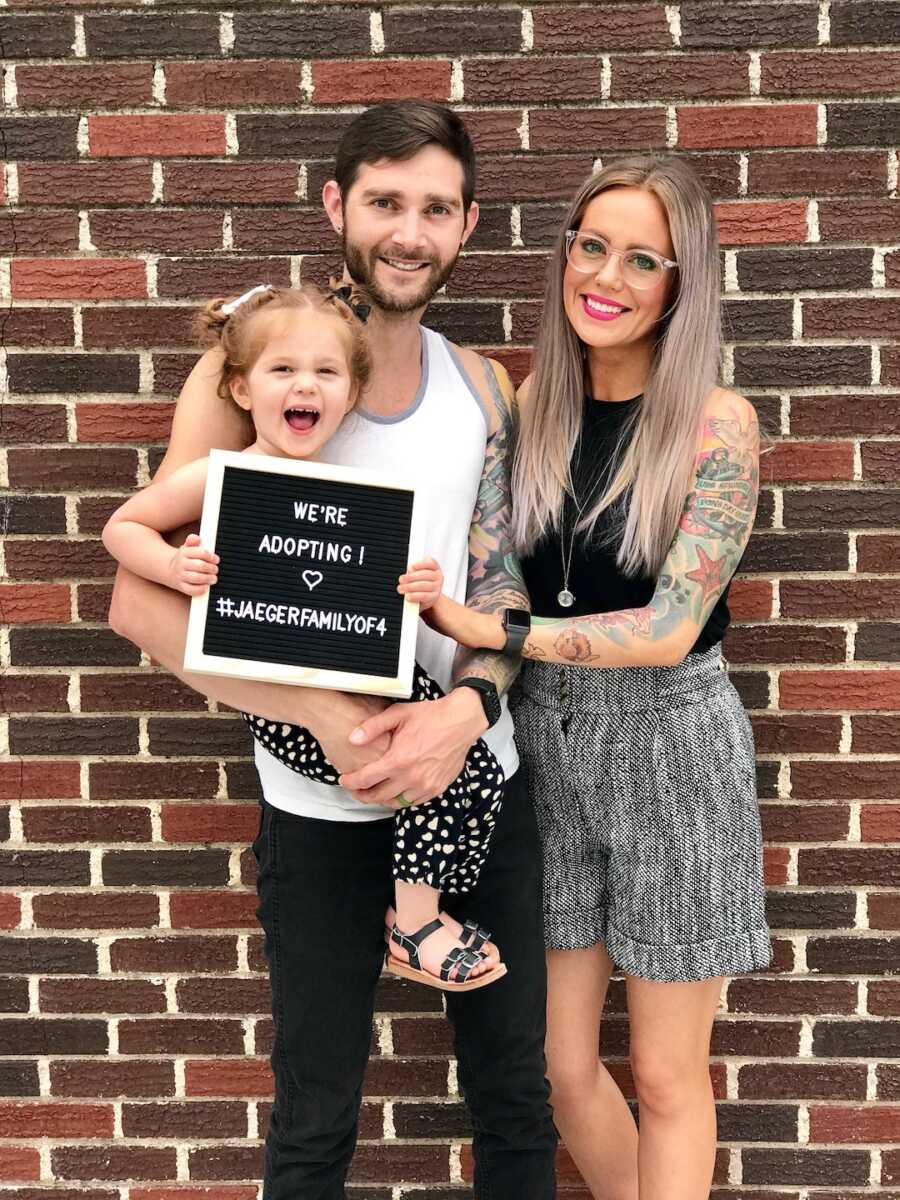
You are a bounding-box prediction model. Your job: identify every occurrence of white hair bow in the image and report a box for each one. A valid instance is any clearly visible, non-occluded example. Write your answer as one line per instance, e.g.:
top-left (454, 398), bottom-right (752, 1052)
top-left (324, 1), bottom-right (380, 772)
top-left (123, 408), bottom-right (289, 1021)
top-left (221, 284), bottom-right (272, 316)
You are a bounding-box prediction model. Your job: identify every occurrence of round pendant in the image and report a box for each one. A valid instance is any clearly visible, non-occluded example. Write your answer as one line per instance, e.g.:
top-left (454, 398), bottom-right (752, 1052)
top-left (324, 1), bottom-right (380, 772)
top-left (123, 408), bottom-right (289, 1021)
top-left (557, 589), bottom-right (575, 608)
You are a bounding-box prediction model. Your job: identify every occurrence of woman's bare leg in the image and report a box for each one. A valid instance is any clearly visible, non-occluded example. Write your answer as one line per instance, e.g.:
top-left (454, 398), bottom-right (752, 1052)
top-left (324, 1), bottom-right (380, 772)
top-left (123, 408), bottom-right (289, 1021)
top-left (546, 945), bottom-right (639, 1200)
top-left (626, 974), bottom-right (724, 1200)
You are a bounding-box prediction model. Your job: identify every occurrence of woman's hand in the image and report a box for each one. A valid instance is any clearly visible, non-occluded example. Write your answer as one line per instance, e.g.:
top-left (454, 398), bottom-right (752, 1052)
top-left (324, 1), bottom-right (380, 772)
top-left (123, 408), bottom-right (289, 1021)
top-left (169, 533), bottom-right (219, 596)
top-left (398, 558), bottom-right (443, 610)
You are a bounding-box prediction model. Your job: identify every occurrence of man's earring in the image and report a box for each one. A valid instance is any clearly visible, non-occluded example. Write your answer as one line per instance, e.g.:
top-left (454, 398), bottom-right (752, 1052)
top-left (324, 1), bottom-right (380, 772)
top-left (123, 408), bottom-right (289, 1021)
top-left (336, 224), bottom-right (343, 234)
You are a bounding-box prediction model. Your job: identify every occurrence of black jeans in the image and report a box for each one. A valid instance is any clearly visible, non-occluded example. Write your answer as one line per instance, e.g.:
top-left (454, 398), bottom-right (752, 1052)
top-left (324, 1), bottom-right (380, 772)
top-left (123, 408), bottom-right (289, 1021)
top-left (252, 768), bottom-right (557, 1199)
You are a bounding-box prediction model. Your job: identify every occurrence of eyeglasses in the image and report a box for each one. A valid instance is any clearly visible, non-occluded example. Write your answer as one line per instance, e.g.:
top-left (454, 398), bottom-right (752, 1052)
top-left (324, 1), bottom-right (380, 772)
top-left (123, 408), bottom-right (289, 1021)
top-left (564, 230), bottom-right (677, 290)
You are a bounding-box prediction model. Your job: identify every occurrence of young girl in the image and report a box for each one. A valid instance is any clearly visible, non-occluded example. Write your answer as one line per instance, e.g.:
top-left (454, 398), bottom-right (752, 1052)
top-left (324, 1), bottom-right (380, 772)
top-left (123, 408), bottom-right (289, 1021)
top-left (102, 282), bottom-right (507, 992)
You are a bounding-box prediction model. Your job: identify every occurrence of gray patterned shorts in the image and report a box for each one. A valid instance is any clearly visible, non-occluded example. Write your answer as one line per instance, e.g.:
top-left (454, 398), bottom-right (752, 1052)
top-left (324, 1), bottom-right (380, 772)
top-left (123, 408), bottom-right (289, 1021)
top-left (510, 647), bottom-right (772, 982)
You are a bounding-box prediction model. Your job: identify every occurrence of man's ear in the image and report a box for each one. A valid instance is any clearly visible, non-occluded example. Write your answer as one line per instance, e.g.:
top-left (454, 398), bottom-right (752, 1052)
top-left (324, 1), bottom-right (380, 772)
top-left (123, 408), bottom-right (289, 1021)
top-left (460, 200), bottom-right (480, 248)
top-left (322, 180), bottom-right (344, 234)
top-left (230, 374), bottom-right (252, 412)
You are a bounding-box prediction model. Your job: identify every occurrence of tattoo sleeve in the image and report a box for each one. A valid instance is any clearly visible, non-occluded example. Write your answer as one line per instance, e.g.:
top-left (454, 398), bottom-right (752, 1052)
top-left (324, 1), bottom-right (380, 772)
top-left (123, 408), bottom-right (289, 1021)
top-left (525, 401), bottom-right (760, 668)
top-left (451, 359), bottom-right (531, 696)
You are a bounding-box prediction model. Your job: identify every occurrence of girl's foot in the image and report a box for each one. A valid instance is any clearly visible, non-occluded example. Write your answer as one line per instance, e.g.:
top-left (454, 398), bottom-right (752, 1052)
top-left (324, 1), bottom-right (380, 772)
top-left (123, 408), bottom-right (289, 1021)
top-left (385, 905), bottom-right (500, 964)
top-left (385, 917), bottom-right (507, 992)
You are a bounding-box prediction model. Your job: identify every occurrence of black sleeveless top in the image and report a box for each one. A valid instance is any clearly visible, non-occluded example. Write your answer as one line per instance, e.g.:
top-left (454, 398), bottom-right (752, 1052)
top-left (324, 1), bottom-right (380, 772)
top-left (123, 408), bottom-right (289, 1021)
top-left (520, 393), bottom-right (731, 654)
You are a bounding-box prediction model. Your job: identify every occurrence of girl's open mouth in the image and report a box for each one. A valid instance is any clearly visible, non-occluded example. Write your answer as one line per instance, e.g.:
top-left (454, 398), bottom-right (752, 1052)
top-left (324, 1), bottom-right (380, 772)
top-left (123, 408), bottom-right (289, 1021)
top-left (285, 407), bottom-right (321, 432)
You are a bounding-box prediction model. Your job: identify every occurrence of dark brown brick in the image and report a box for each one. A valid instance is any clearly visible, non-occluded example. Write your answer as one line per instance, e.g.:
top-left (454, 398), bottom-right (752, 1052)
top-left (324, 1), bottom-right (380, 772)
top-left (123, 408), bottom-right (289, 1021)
top-left (1, 674), bottom-right (69, 714)
top-left (800, 848), bottom-right (900, 887)
top-left (814, 1020), bottom-right (900, 1058)
top-left (393, 1100), bottom-right (472, 1139)
top-left (111, 935), bottom-right (237, 974)
top-left (681, 3), bottom-right (818, 47)
top-left (766, 890), bottom-right (855, 931)
top-left (118, 1017), bottom-right (245, 1056)
top-left (534, 5), bottom-right (672, 50)
top-left (465, 57), bottom-right (600, 102)
top-left (0, 851), bottom-right (90, 887)
top-left (805, 297), bottom-right (900, 339)
top-left (90, 761), bottom-right (219, 801)
top-left (422, 302), bottom-right (506, 345)
top-left (761, 804), bottom-right (849, 844)
top-left (156, 256), bottom-right (292, 299)
top-left (0, 402), bottom-right (69, 445)
top-left (385, 7), bottom-right (521, 53)
top-left (791, 394), bottom-right (900, 436)
top-left (147, 717), bottom-right (250, 758)
top-left (9, 628), bottom-right (139, 668)
top-left (0, 211), bottom-right (79, 254)
top-left (831, 2), bottom-right (900, 45)
top-left (102, 850), bottom-right (230, 888)
top-left (18, 163), bottom-right (153, 208)
top-left (791, 761), bottom-right (900, 801)
top-left (7, 354), bottom-right (140, 396)
top-left (739, 1062), bottom-right (867, 1101)
top-left (51, 1058), bottom-right (175, 1098)
top-left (0, 14), bottom-right (76, 57)
top-left (51, 1144), bottom-right (177, 1182)
top-left (716, 1102), bottom-right (799, 1142)
top-left (230, 208), bottom-right (332, 254)
top-left (0, 976), bottom-right (30, 1013)
top-left (742, 1149), bottom-right (870, 1186)
top-left (856, 623), bottom-right (900, 661)
top-left (40, 977), bottom-right (166, 1014)
top-left (16, 64), bottom-right (153, 111)
top-left (5, 539), bottom-right (114, 582)
top-left (80, 673), bottom-right (207, 713)
top-left (0, 1061), bottom-right (40, 1095)
top-left (784, 489), bottom-right (900, 529)
top-left (123, 1100), bottom-right (247, 1139)
top-left (33, 893), bottom-right (159, 933)
top-left (529, 106), bottom-right (667, 153)
top-left (712, 1019), bottom-right (801, 1057)
top-left (751, 713), bottom-right (842, 752)
top-left (747, 150), bottom-right (887, 196)
top-left (1, 496), bottom-right (67, 535)
top-left (763, 49), bottom-right (900, 95)
top-left (728, 669), bottom-right (771, 710)
top-left (163, 161), bottom-right (300, 205)
top-left (0, 117), bottom-right (78, 160)
top-left (176, 975), bottom-right (270, 1014)
top-left (612, 51), bottom-right (750, 99)
top-left (84, 13), bottom-right (220, 57)
top-left (782, 579), bottom-right (897, 619)
top-left (862, 441), bottom-right (900, 482)
top-left (807, 936), bottom-right (899, 975)
top-left (236, 112), bottom-right (353, 158)
top-left (724, 299), bottom-right (794, 341)
top-left (9, 717), bottom-right (138, 757)
top-left (819, 198), bottom-right (900, 243)
top-left (829, 103), bottom-right (900, 147)
top-left (23, 806), bottom-right (151, 845)
top-left (0, 309), bottom-right (75, 349)
top-left (0, 937), bottom-right (97, 975)
top-left (461, 110), bottom-right (524, 155)
top-left (854, 715), bottom-right (900, 753)
top-left (737, 248), bottom-right (872, 291)
top-left (89, 209), bottom-right (223, 254)
top-left (734, 346), bottom-right (870, 388)
top-left (9, 446), bottom-right (138, 491)
top-left (0, 1018), bottom-right (107, 1056)
top-left (741, 533), bottom-right (848, 573)
top-left (234, 10), bottom-right (369, 57)
top-left (727, 625), bottom-right (846, 666)
top-left (82, 306), bottom-right (194, 350)
top-left (476, 153), bottom-right (593, 202)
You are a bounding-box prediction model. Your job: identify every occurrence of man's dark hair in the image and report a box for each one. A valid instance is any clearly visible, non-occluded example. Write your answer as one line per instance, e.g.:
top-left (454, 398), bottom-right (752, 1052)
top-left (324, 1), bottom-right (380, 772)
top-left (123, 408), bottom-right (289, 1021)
top-left (335, 101), bottom-right (476, 213)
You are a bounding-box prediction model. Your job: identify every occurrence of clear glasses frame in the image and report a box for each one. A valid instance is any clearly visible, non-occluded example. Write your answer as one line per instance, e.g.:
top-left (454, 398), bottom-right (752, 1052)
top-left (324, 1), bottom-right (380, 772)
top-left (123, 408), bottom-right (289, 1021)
top-left (564, 229), bottom-right (678, 290)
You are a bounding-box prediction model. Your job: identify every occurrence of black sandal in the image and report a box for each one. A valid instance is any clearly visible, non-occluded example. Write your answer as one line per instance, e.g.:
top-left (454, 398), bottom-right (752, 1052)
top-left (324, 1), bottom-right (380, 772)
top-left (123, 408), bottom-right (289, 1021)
top-left (385, 918), bottom-right (507, 992)
top-left (459, 918), bottom-right (493, 955)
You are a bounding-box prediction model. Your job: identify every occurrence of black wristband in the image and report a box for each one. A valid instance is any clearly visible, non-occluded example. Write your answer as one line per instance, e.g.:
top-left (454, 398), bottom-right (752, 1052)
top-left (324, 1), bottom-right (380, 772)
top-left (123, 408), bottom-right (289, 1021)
top-left (453, 677), bottom-right (502, 729)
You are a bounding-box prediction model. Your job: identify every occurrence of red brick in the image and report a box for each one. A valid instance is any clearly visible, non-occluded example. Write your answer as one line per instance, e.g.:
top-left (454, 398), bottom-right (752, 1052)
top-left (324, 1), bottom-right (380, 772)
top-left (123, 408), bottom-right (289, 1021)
top-left (163, 162), bottom-right (300, 204)
top-left (312, 60), bottom-right (451, 104)
top-left (0, 1102), bottom-right (113, 1138)
top-left (17, 162), bottom-right (153, 207)
top-left (0, 1146), bottom-right (41, 1181)
top-left (869, 893), bottom-right (900, 930)
top-left (160, 803), bottom-right (259, 844)
top-left (16, 63), bottom-right (153, 109)
top-left (184, 1058), bottom-right (272, 1098)
top-left (809, 1105), bottom-right (900, 1144)
top-left (169, 891), bottom-right (258, 930)
top-left (0, 583), bottom-right (70, 624)
top-left (0, 761), bottom-right (81, 800)
top-left (0, 892), bottom-right (22, 930)
top-left (678, 104), bottom-right (818, 149)
top-left (860, 805), bottom-right (900, 842)
top-left (612, 51), bottom-right (750, 99)
top-left (762, 441), bottom-right (854, 483)
top-left (715, 200), bottom-right (807, 245)
top-left (730, 579), bottom-right (774, 620)
top-left (11, 259), bottom-right (146, 300)
top-left (764, 847), bottom-right (791, 886)
top-left (89, 115), bottom-right (226, 158)
top-left (464, 57), bottom-right (600, 102)
top-left (762, 50), bottom-right (900, 96)
top-left (165, 60), bottom-right (301, 106)
top-left (76, 403), bottom-right (175, 444)
top-left (780, 669), bottom-right (900, 711)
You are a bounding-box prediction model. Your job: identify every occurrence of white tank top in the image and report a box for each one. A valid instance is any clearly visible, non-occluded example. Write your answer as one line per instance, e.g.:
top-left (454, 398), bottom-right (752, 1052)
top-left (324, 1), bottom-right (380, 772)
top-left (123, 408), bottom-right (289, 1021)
top-left (253, 326), bottom-right (519, 821)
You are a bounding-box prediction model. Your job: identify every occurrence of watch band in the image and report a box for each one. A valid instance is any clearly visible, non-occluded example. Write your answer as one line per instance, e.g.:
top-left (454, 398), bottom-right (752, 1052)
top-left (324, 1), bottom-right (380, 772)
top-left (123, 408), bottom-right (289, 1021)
top-left (501, 608), bottom-right (531, 658)
top-left (453, 677), bottom-right (502, 729)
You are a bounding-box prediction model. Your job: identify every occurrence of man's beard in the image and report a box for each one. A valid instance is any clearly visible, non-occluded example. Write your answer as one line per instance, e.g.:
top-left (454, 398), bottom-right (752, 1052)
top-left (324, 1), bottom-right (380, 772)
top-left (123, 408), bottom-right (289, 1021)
top-left (342, 232), bottom-right (460, 315)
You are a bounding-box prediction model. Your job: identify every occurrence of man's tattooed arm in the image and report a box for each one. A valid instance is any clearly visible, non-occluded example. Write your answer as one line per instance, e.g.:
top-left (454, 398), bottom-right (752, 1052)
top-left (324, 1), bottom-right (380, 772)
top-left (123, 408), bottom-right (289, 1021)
top-left (524, 392), bottom-right (760, 668)
top-left (452, 357), bottom-right (530, 696)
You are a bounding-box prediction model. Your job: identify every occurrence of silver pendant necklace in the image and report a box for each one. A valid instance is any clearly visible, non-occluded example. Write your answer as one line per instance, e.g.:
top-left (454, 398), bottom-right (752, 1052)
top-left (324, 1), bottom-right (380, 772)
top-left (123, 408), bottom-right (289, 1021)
top-left (558, 439), bottom-right (599, 609)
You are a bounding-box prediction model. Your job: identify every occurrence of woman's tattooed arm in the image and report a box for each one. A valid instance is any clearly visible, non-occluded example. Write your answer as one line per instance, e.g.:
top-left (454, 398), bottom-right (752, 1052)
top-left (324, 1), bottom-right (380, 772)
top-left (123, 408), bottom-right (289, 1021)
top-left (525, 392), bottom-right (760, 668)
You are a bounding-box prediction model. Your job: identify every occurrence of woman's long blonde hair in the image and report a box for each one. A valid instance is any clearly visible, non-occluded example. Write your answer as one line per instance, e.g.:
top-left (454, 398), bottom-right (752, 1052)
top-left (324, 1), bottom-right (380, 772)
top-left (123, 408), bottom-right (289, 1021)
top-left (511, 155), bottom-right (722, 578)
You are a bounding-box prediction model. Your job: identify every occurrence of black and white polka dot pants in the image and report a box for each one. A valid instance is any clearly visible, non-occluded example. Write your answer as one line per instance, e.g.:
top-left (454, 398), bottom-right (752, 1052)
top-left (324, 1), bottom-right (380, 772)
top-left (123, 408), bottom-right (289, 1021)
top-left (241, 664), bottom-right (505, 895)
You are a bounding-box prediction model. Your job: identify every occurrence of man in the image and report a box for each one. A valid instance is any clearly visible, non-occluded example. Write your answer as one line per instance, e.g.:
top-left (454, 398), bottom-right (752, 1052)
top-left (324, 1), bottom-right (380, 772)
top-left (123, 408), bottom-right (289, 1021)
top-left (109, 101), bottom-right (557, 1199)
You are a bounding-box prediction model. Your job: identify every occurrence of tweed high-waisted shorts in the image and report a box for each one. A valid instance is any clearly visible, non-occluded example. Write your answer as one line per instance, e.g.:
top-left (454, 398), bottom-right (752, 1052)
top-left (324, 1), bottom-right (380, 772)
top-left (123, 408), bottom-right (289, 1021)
top-left (510, 646), bottom-right (772, 982)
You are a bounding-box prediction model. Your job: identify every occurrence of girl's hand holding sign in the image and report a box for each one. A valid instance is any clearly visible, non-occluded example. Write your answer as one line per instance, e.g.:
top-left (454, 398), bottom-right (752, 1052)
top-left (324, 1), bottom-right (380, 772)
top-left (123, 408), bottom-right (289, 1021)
top-left (171, 533), bottom-right (219, 596)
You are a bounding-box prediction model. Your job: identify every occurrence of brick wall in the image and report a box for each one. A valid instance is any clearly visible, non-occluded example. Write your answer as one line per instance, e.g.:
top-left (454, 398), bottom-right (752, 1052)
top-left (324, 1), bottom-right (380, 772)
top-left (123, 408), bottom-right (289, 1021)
top-left (1, 1), bottom-right (899, 1196)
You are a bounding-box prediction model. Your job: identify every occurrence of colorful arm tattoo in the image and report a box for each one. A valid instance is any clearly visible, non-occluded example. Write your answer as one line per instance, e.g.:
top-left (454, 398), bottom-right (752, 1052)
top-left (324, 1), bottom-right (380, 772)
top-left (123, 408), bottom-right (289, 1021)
top-left (524, 400), bottom-right (760, 667)
top-left (452, 359), bottom-right (530, 696)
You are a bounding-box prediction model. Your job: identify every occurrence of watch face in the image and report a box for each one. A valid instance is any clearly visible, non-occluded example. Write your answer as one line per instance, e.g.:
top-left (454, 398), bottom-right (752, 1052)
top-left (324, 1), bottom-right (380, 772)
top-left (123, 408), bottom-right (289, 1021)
top-left (505, 608), bottom-right (531, 632)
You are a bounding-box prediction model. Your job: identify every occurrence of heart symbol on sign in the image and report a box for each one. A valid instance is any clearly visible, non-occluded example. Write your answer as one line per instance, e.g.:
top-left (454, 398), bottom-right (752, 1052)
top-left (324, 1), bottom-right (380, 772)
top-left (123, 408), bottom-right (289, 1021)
top-left (302, 570), bottom-right (324, 590)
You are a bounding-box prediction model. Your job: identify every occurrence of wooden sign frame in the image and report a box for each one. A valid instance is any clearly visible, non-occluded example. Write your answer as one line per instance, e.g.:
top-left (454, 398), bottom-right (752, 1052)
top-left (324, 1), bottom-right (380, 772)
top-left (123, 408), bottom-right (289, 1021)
top-left (184, 450), bottom-right (425, 698)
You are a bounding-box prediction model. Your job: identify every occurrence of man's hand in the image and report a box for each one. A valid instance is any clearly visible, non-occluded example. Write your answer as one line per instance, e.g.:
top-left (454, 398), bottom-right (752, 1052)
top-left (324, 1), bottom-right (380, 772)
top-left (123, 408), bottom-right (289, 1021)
top-left (338, 687), bottom-right (488, 808)
top-left (312, 692), bottom-right (393, 784)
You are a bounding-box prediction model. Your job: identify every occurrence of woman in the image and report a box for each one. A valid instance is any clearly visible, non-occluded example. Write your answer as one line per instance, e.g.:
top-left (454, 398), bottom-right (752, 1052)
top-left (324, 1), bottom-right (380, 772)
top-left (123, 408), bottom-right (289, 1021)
top-left (509, 157), bottom-right (771, 1198)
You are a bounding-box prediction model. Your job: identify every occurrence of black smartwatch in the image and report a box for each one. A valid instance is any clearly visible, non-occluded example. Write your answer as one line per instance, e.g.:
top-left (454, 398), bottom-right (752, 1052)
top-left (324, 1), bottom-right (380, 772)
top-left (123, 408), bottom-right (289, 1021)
top-left (454, 677), bottom-right (502, 729)
top-left (501, 608), bottom-right (531, 658)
